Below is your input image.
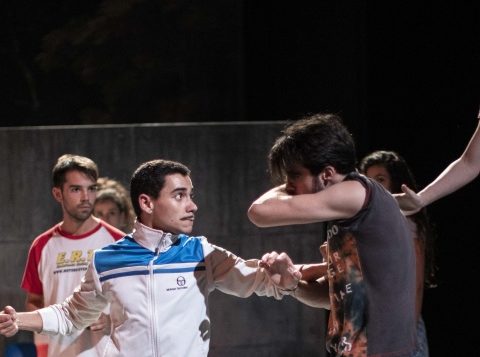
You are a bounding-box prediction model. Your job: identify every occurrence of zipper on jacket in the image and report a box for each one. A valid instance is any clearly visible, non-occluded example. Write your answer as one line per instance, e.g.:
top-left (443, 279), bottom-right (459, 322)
top-left (149, 244), bottom-right (162, 356)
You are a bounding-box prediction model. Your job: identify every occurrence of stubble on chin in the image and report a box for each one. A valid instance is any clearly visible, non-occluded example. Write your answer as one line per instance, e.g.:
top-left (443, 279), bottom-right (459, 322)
top-left (67, 207), bottom-right (93, 223)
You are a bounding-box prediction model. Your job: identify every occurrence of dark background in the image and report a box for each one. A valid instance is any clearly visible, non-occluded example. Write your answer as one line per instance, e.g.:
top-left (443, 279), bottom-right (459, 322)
top-left (1, 1), bottom-right (479, 355)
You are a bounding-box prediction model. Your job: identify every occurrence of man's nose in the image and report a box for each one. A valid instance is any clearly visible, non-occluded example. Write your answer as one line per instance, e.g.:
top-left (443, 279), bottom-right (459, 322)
top-left (188, 200), bottom-right (198, 212)
top-left (81, 188), bottom-right (91, 201)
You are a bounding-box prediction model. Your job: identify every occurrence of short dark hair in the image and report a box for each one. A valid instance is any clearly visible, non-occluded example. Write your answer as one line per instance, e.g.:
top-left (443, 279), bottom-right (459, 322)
top-left (52, 154), bottom-right (99, 188)
top-left (269, 113), bottom-right (356, 184)
top-left (130, 159), bottom-right (190, 217)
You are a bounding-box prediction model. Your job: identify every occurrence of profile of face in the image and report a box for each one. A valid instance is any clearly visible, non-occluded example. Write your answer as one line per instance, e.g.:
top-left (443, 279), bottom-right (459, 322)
top-left (52, 170), bottom-right (97, 222)
top-left (285, 165), bottom-right (325, 195)
top-left (94, 199), bottom-right (125, 229)
top-left (144, 173), bottom-right (198, 234)
top-left (364, 164), bottom-right (393, 193)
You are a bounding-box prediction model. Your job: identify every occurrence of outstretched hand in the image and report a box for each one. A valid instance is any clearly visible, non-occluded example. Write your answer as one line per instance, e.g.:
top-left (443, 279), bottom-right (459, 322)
top-left (0, 306), bottom-right (19, 337)
top-left (393, 184), bottom-right (424, 215)
top-left (260, 251), bottom-right (302, 290)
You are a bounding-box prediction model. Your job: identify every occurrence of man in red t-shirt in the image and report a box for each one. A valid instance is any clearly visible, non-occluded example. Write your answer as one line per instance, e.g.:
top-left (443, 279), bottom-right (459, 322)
top-left (21, 154), bottom-right (124, 357)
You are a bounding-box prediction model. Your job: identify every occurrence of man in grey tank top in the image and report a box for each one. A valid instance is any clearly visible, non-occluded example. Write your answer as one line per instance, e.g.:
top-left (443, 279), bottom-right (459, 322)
top-left (248, 113), bottom-right (416, 357)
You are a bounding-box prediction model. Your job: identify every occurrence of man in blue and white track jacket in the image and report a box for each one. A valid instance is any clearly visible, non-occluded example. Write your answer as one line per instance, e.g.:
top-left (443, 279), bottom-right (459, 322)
top-left (0, 159), bottom-right (302, 357)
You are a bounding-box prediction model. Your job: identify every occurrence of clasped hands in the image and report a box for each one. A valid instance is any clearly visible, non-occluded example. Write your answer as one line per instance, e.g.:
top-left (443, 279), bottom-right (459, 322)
top-left (260, 251), bottom-right (302, 291)
top-left (0, 306), bottom-right (18, 337)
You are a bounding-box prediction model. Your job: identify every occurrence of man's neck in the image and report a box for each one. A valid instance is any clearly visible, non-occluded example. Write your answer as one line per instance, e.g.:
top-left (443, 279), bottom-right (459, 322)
top-left (329, 172), bottom-right (348, 186)
top-left (60, 215), bottom-right (99, 236)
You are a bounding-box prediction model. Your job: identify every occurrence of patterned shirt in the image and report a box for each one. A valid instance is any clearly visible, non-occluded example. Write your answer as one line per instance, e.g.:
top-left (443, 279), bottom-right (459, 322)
top-left (325, 172), bottom-right (416, 357)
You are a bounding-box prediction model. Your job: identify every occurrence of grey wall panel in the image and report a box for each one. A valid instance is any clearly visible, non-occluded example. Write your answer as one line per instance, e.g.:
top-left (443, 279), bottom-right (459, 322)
top-left (0, 123), bottom-right (326, 356)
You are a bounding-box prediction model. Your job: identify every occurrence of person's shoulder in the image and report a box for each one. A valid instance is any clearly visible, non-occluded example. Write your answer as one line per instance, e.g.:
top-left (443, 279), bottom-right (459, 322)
top-left (343, 171), bottom-right (371, 187)
top-left (328, 172), bottom-right (372, 214)
top-left (347, 172), bottom-right (395, 199)
top-left (180, 234), bottom-right (216, 253)
top-left (189, 235), bottom-right (231, 254)
top-left (30, 223), bottom-right (61, 247)
top-left (97, 233), bottom-right (135, 251)
top-left (180, 234), bottom-right (207, 244)
top-left (331, 172), bottom-right (368, 196)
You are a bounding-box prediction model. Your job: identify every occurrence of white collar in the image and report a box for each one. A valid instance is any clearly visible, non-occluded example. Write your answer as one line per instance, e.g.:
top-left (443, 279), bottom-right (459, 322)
top-left (132, 220), bottom-right (178, 253)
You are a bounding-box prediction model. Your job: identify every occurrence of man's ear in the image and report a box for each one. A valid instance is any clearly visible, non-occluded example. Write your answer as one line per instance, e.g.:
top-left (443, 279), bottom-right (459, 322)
top-left (138, 194), bottom-right (153, 214)
top-left (52, 187), bottom-right (62, 203)
top-left (322, 166), bottom-right (336, 181)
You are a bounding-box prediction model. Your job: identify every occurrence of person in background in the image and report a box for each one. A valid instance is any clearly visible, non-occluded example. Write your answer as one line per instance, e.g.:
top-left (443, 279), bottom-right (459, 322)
top-left (94, 177), bottom-right (135, 233)
top-left (20, 154), bottom-right (125, 357)
top-left (248, 113), bottom-right (417, 357)
top-left (396, 109), bottom-right (480, 214)
top-left (359, 150), bottom-right (438, 357)
top-left (0, 159), bottom-right (302, 356)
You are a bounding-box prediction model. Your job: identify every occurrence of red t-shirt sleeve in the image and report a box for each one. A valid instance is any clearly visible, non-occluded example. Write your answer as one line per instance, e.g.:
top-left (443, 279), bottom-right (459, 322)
top-left (20, 229), bottom-right (54, 295)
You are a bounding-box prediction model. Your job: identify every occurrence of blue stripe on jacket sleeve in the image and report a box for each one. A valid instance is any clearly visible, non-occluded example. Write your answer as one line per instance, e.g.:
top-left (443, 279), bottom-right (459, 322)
top-left (94, 235), bottom-right (206, 275)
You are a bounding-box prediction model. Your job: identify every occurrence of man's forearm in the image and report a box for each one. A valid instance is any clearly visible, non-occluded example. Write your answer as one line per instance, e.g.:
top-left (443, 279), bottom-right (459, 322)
top-left (247, 185), bottom-right (291, 227)
top-left (16, 311), bottom-right (43, 333)
top-left (293, 277), bottom-right (330, 309)
top-left (298, 262), bottom-right (327, 282)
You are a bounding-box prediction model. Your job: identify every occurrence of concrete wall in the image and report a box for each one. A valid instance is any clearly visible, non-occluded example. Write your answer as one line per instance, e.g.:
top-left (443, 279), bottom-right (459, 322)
top-left (0, 122), bottom-right (327, 356)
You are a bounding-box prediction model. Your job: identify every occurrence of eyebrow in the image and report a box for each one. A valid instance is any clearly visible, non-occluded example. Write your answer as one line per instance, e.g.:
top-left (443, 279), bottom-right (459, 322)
top-left (170, 187), bottom-right (189, 194)
top-left (67, 183), bottom-right (97, 188)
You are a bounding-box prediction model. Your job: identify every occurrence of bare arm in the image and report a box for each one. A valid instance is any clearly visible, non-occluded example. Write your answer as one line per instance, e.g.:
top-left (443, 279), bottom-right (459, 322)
top-left (293, 278), bottom-right (330, 309)
top-left (261, 252), bottom-right (330, 309)
top-left (15, 311), bottom-right (44, 332)
top-left (298, 262), bottom-right (327, 282)
top-left (396, 117), bottom-right (480, 214)
top-left (248, 181), bottom-right (366, 227)
top-left (419, 119), bottom-right (480, 202)
top-left (0, 306), bottom-right (43, 337)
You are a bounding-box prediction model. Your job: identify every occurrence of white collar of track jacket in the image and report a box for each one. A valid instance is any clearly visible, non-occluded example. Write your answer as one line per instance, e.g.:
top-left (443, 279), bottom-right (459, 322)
top-left (132, 220), bottom-right (178, 253)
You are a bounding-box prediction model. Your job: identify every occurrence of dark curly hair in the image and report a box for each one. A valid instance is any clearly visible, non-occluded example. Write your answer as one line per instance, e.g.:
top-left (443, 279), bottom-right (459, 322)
top-left (269, 113), bottom-right (357, 185)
